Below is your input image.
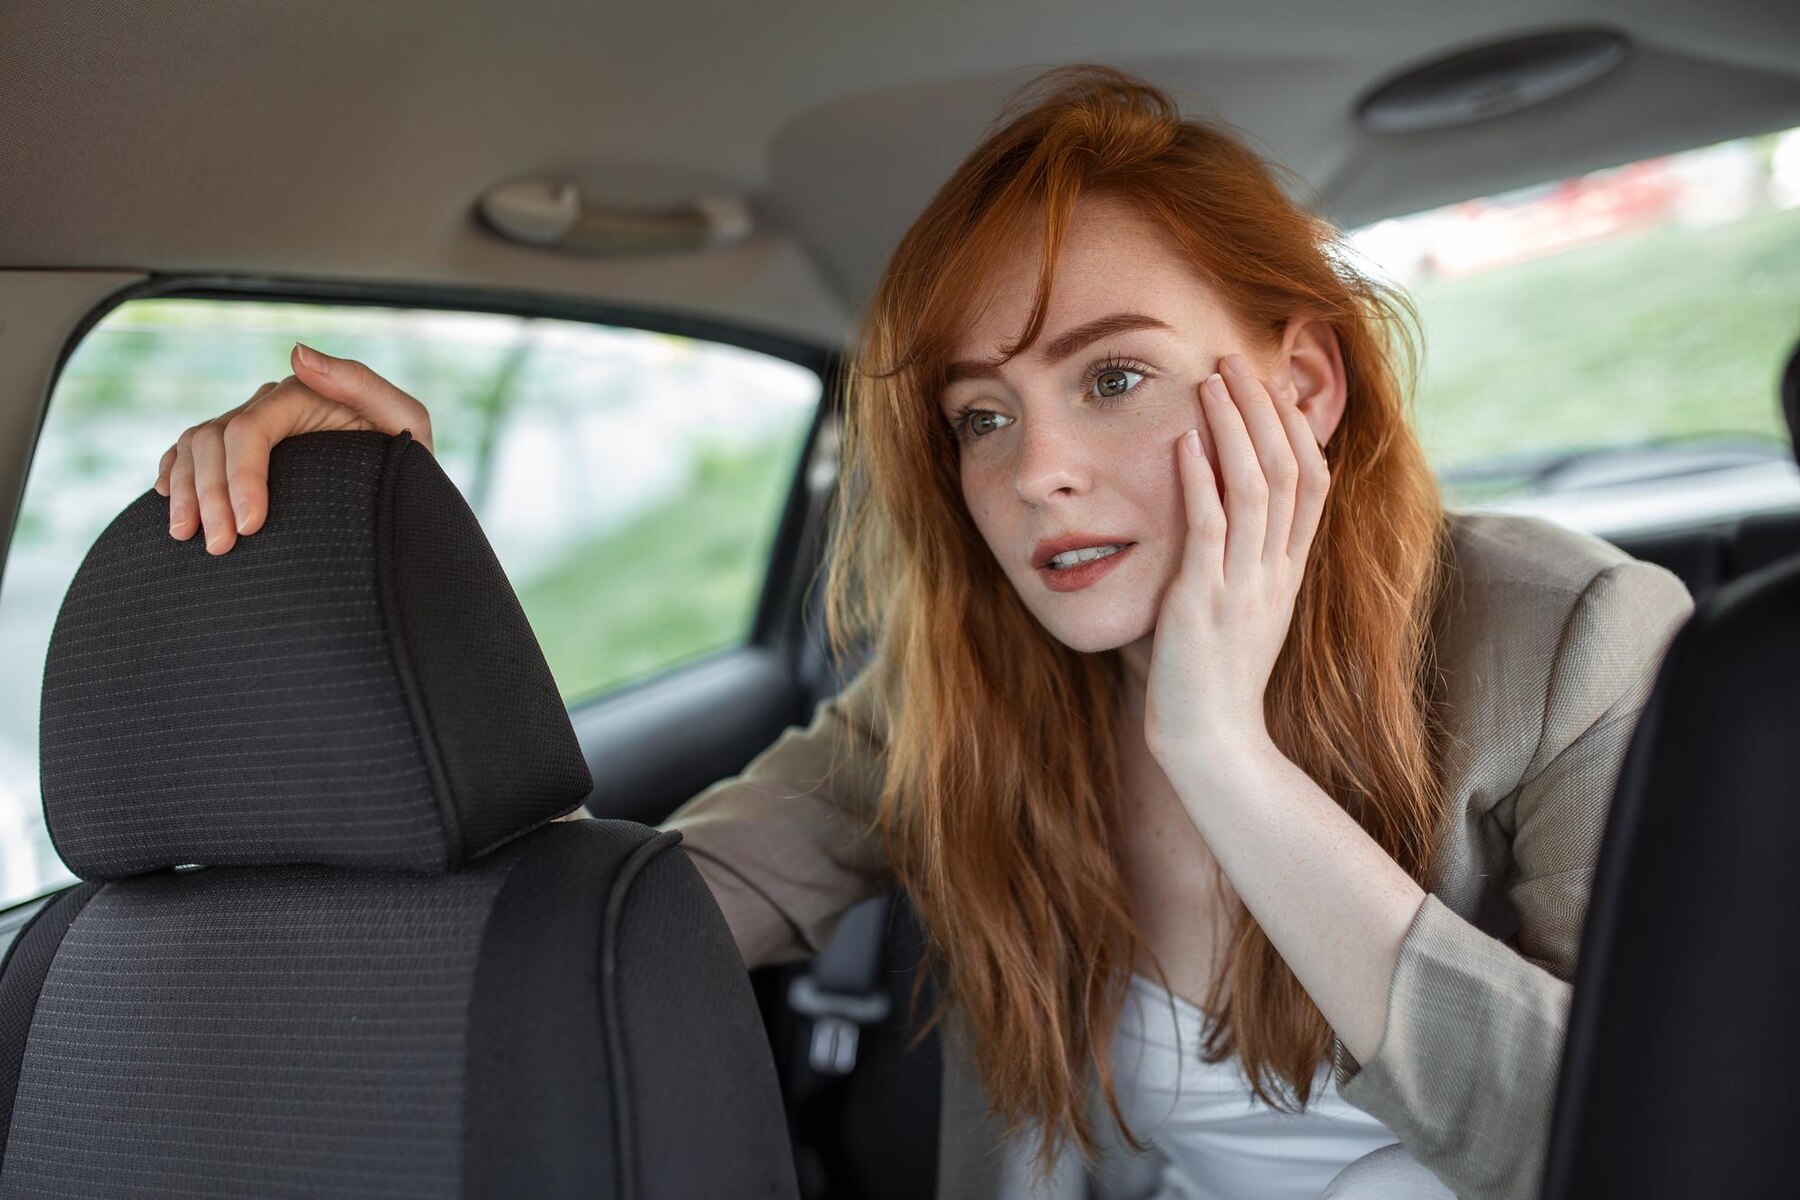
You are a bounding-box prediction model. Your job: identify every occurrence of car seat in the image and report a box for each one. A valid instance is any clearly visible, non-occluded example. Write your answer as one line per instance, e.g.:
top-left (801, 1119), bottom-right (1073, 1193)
top-left (0, 429), bottom-right (799, 1198)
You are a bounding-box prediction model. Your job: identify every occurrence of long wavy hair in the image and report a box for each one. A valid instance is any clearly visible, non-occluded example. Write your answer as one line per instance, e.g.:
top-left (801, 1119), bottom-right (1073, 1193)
top-left (821, 63), bottom-right (1453, 1178)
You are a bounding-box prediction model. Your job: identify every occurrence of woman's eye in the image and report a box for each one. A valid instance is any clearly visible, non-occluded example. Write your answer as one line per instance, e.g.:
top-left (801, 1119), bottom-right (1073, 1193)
top-left (945, 405), bottom-right (1012, 441)
top-left (964, 410), bottom-right (1011, 438)
top-left (1087, 367), bottom-right (1144, 399)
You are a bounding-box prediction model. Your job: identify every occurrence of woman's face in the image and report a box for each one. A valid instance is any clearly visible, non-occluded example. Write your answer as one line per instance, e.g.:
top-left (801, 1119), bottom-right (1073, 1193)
top-left (939, 193), bottom-right (1343, 660)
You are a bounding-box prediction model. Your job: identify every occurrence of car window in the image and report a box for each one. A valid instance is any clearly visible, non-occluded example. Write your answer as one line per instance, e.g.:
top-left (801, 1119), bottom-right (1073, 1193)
top-left (1349, 125), bottom-right (1800, 535)
top-left (0, 297), bottom-right (823, 906)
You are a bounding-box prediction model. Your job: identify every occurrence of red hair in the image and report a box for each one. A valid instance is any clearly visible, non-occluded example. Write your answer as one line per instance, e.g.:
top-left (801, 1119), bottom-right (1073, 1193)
top-left (823, 63), bottom-right (1452, 1180)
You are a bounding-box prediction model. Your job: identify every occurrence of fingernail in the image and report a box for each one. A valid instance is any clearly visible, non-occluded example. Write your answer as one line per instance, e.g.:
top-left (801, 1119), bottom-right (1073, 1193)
top-left (1185, 429), bottom-right (1201, 457)
top-left (294, 342), bottom-right (326, 372)
top-left (233, 500), bottom-right (252, 535)
top-left (1204, 372), bottom-right (1227, 400)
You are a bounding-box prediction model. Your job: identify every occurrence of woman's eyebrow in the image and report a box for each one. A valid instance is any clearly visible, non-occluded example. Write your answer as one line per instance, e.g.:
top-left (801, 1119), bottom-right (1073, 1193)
top-left (944, 312), bottom-right (1175, 384)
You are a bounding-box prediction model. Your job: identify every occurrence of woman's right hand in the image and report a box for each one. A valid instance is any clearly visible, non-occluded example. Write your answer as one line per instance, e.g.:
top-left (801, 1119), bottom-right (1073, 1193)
top-left (154, 342), bottom-right (435, 555)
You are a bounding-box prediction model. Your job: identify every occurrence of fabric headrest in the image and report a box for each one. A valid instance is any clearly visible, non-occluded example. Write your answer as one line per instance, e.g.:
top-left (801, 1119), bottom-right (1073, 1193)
top-left (40, 430), bottom-right (593, 880)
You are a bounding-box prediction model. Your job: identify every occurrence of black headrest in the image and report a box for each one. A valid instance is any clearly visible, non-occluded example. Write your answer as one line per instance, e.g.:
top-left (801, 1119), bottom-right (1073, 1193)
top-left (39, 430), bottom-right (592, 880)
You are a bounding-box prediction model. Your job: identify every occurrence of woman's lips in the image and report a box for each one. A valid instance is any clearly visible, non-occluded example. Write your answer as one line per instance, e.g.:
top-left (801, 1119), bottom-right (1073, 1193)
top-left (1036, 543), bottom-right (1136, 593)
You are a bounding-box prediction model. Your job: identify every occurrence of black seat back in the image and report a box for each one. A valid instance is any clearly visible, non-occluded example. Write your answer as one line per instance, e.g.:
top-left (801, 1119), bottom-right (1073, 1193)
top-left (0, 430), bottom-right (797, 1199)
top-left (1540, 554), bottom-right (1800, 1197)
top-left (1541, 338), bottom-right (1800, 1197)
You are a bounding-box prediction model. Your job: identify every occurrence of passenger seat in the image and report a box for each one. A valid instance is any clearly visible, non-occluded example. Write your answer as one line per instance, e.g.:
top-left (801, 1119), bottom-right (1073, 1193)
top-left (0, 430), bottom-right (798, 1198)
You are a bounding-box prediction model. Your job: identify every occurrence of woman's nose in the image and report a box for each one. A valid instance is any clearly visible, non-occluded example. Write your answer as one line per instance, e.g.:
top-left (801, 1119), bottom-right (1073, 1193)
top-left (1012, 409), bottom-right (1089, 504)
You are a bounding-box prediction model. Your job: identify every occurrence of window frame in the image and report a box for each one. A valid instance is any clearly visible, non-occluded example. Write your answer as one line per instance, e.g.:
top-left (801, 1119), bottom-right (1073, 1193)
top-left (14, 271), bottom-right (843, 714)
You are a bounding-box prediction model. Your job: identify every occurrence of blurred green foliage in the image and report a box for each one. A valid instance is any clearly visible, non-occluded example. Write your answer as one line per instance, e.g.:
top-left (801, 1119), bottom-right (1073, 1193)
top-left (1407, 204), bottom-right (1800, 502)
top-left (515, 439), bottom-right (801, 703)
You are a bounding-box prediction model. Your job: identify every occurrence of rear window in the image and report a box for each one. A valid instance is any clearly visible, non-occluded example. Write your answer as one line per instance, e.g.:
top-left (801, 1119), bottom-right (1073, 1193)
top-left (1349, 125), bottom-right (1800, 535)
top-left (0, 298), bottom-right (822, 906)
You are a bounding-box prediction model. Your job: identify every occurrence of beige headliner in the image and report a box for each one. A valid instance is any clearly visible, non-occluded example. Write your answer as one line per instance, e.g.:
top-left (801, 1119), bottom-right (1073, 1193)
top-left (1, 0), bottom-right (1798, 348)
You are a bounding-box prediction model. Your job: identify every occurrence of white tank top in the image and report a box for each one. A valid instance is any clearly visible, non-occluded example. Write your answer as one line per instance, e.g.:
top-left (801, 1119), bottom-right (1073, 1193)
top-left (1109, 971), bottom-right (1405, 1199)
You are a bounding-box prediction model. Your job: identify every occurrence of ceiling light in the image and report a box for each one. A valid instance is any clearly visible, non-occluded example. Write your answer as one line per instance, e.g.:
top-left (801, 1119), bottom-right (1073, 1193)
top-left (1356, 28), bottom-right (1631, 134)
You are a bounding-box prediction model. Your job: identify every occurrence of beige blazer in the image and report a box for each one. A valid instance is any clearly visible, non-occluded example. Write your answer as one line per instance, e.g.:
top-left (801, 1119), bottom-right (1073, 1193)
top-left (661, 509), bottom-right (1695, 1200)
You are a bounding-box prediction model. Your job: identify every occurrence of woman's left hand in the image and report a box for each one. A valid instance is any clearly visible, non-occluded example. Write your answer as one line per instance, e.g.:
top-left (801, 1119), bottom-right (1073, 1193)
top-left (1142, 352), bottom-right (1331, 768)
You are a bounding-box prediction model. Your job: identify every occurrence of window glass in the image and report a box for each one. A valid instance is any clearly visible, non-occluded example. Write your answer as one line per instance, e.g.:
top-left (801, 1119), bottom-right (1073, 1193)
top-left (0, 299), bottom-right (821, 906)
top-left (1349, 126), bottom-right (1800, 535)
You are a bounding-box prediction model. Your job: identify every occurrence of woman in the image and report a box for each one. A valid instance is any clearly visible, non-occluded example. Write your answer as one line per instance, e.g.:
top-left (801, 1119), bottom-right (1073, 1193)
top-left (153, 66), bottom-right (1693, 1200)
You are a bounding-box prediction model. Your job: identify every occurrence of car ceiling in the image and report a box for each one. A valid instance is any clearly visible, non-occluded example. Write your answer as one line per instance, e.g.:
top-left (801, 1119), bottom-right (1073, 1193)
top-left (1, 0), bottom-right (1797, 348)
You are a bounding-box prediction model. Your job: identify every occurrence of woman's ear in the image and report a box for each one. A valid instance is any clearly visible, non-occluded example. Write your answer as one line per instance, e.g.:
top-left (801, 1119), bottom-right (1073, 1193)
top-left (1273, 317), bottom-right (1348, 447)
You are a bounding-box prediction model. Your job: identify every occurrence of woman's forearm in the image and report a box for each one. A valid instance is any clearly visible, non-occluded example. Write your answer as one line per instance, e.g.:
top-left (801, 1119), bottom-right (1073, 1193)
top-left (1161, 734), bottom-right (1427, 1066)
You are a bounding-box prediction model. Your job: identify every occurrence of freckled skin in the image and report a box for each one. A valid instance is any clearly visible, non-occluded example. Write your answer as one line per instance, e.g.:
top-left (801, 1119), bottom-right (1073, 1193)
top-left (942, 193), bottom-right (1343, 667)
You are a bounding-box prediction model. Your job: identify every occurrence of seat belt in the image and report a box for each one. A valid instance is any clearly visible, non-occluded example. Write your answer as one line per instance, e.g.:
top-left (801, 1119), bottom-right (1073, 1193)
top-left (786, 892), bottom-right (893, 1074)
top-left (781, 893), bottom-right (897, 1199)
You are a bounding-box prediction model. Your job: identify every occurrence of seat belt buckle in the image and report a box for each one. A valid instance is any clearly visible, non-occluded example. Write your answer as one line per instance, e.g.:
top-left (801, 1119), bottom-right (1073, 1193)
top-left (786, 973), bottom-right (891, 1076)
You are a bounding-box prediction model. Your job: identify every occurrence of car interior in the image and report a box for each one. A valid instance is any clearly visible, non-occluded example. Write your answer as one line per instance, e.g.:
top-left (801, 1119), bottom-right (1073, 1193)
top-left (0, 1), bottom-right (1796, 1196)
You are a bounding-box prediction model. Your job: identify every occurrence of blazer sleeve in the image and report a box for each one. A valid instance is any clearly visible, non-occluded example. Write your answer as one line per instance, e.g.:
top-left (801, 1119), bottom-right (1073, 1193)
top-left (657, 655), bottom-right (897, 970)
top-left (1327, 558), bottom-right (1694, 1200)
